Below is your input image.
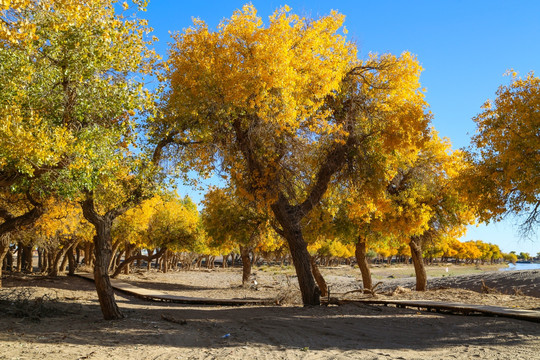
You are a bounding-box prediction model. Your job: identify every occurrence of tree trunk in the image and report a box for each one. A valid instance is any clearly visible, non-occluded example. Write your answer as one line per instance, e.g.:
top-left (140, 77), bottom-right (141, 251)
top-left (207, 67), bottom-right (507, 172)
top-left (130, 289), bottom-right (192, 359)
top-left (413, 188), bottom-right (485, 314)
top-left (6, 247), bottom-right (13, 272)
top-left (147, 249), bottom-right (153, 271)
top-left (0, 239), bottom-right (9, 288)
top-left (124, 243), bottom-right (133, 275)
top-left (410, 236), bottom-right (427, 291)
top-left (16, 242), bottom-right (22, 272)
top-left (76, 246), bottom-right (81, 265)
top-left (38, 247), bottom-right (43, 271)
top-left (355, 236), bottom-right (372, 292)
top-left (21, 245), bottom-right (33, 272)
top-left (67, 247), bottom-right (76, 275)
top-left (59, 251), bottom-right (69, 273)
top-left (41, 249), bottom-right (48, 273)
top-left (163, 250), bottom-right (169, 273)
top-left (108, 240), bottom-right (122, 273)
top-left (309, 255), bottom-right (328, 297)
top-left (81, 194), bottom-right (125, 320)
top-left (271, 197), bottom-right (320, 306)
top-left (239, 246), bottom-right (252, 286)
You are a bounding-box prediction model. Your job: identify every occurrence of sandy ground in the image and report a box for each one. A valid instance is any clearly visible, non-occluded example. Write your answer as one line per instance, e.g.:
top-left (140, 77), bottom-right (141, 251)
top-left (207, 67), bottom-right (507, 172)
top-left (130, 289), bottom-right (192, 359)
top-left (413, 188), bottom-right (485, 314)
top-left (0, 265), bottom-right (539, 360)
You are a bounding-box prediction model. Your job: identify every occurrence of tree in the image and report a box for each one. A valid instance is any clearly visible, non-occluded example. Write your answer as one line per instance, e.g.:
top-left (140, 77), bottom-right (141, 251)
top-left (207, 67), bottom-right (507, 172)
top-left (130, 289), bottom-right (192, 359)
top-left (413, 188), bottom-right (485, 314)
top-left (112, 193), bottom-right (200, 277)
top-left (202, 187), bottom-right (267, 285)
top-left (30, 198), bottom-right (93, 276)
top-left (159, 5), bottom-right (430, 305)
top-left (466, 72), bottom-right (539, 237)
top-left (1, 0), bottom-right (160, 319)
top-left (380, 131), bottom-right (475, 290)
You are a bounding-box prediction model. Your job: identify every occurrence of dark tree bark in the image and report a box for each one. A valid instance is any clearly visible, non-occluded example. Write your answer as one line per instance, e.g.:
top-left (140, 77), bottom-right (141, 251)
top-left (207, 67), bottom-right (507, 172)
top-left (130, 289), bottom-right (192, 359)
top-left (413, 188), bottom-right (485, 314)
top-left (146, 249), bottom-right (153, 271)
top-left (162, 250), bottom-right (169, 273)
top-left (355, 236), bottom-right (372, 292)
top-left (16, 242), bottom-right (22, 272)
top-left (309, 255), bottom-right (328, 297)
top-left (21, 245), bottom-right (33, 272)
top-left (81, 193), bottom-right (128, 320)
top-left (239, 245), bottom-right (252, 286)
top-left (0, 240), bottom-right (8, 288)
top-left (271, 195), bottom-right (320, 305)
top-left (67, 247), bottom-right (76, 275)
top-left (410, 236), bottom-right (427, 291)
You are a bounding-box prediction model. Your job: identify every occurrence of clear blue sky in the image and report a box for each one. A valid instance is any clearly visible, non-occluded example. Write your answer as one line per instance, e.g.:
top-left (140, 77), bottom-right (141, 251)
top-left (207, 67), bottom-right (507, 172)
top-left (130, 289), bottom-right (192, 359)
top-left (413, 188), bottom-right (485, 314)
top-left (141, 0), bottom-right (539, 255)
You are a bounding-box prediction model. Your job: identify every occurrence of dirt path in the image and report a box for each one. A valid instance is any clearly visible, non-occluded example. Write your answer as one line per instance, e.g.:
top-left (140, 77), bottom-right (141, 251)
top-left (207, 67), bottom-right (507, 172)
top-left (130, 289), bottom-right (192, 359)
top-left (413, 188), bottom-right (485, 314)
top-left (0, 268), bottom-right (539, 359)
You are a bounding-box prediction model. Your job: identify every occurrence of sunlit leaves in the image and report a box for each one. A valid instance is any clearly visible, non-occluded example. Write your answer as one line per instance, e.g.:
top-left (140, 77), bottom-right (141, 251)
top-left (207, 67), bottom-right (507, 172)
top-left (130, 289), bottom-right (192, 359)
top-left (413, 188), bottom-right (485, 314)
top-left (114, 193), bottom-right (200, 252)
top-left (466, 72), bottom-right (539, 235)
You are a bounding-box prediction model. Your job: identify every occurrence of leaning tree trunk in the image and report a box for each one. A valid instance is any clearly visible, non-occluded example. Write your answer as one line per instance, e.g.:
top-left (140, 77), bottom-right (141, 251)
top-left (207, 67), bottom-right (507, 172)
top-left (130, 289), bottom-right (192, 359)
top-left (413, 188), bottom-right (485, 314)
top-left (81, 194), bottom-right (126, 320)
top-left (239, 245), bottom-right (252, 286)
top-left (355, 236), bottom-right (372, 293)
top-left (309, 255), bottom-right (328, 297)
top-left (271, 197), bottom-right (320, 306)
top-left (409, 236), bottom-right (427, 291)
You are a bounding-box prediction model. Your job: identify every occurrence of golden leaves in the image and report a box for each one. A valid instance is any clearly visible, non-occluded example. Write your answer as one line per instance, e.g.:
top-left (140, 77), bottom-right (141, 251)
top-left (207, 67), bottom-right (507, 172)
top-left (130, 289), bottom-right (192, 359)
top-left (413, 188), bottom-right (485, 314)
top-left (468, 72), bottom-right (539, 226)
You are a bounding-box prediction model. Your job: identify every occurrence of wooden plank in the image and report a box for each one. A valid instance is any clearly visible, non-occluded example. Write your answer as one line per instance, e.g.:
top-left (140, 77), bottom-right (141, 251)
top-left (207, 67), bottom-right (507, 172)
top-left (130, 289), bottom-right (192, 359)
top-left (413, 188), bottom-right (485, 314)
top-left (76, 273), bottom-right (276, 306)
top-left (329, 298), bottom-right (540, 323)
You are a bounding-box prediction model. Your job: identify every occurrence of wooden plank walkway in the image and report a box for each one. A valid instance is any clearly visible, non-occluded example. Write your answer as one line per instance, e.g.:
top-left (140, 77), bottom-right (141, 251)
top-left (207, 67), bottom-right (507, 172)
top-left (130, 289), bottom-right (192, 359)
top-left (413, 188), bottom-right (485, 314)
top-left (77, 273), bottom-right (540, 322)
top-left (76, 273), bottom-right (277, 306)
top-left (329, 298), bottom-right (540, 323)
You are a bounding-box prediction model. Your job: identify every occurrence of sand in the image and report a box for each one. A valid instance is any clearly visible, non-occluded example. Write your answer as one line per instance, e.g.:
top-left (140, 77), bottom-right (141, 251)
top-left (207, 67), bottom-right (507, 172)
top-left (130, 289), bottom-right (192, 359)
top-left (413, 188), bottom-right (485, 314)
top-left (0, 265), bottom-right (539, 360)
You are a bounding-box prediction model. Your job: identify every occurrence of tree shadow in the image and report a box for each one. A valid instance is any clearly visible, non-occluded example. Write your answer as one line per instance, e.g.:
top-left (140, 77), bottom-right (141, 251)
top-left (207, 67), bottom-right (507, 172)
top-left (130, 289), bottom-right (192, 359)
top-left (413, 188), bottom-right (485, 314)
top-left (1, 296), bottom-right (538, 352)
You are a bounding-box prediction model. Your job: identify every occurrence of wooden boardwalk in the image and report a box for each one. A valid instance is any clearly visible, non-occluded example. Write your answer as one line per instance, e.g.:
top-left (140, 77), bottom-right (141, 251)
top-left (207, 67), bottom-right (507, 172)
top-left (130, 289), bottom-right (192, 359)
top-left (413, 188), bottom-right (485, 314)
top-left (330, 298), bottom-right (540, 323)
top-left (77, 273), bottom-right (540, 322)
top-left (76, 273), bottom-right (277, 306)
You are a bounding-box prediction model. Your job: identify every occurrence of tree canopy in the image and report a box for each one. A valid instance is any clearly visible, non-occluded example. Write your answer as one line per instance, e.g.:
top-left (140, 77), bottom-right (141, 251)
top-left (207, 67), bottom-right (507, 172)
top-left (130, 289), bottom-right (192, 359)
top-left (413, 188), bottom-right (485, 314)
top-left (466, 72), bottom-right (539, 237)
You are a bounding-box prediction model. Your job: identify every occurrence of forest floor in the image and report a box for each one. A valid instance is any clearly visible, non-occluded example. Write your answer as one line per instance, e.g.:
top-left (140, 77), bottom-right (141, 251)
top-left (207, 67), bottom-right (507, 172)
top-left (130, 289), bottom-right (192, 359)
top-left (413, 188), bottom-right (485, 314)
top-left (0, 264), bottom-right (539, 360)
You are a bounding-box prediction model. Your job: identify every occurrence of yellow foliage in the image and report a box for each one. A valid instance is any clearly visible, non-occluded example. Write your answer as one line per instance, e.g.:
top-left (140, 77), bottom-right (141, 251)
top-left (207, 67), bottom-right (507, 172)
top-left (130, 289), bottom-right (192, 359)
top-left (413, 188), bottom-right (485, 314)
top-left (467, 72), bottom-right (539, 231)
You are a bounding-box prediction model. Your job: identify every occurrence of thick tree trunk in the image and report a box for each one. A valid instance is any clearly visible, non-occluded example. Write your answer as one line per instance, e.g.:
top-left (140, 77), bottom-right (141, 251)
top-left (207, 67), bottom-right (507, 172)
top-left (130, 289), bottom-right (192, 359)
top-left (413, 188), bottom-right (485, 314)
top-left (48, 249), bottom-right (61, 277)
top-left (271, 197), bottom-right (320, 306)
top-left (239, 246), bottom-right (252, 286)
top-left (38, 248), bottom-right (43, 271)
top-left (147, 249), bottom-right (153, 271)
top-left (410, 236), bottom-right (427, 291)
top-left (76, 246), bottom-right (81, 265)
top-left (59, 250), bottom-right (69, 273)
top-left (309, 255), bottom-right (328, 297)
top-left (67, 247), bottom-right (76, 275)
top-left (163, 250), bottom-right (169, 273)
top-left (355, 236), bottom-right (372, 292)
top-left (21, 245), bottom-right (33, 272)
top-left (81, 195), bottom-right (125, 320)
top-left (41, 249), bottom-right (48, 273)
top-left (6, 247), bottom-right (13, 272)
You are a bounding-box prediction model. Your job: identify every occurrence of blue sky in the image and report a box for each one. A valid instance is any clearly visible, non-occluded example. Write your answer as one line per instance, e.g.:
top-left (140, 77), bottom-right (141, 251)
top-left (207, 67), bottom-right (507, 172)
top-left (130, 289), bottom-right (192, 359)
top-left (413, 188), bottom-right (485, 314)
top-left (141, 0), bottom-right (539, 254)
